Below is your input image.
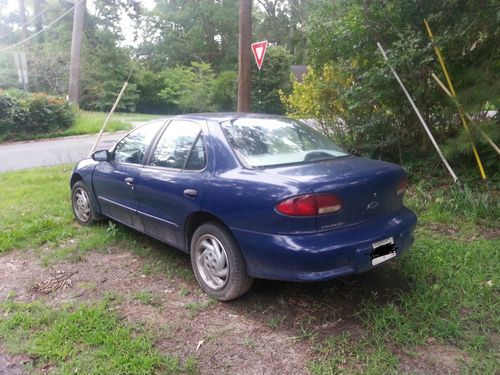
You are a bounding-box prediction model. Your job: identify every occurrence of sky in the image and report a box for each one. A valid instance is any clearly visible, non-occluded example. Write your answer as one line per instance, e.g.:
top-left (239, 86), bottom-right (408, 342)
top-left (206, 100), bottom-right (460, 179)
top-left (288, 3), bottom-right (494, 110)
top-left (1, 0), bottom-right (156, 46)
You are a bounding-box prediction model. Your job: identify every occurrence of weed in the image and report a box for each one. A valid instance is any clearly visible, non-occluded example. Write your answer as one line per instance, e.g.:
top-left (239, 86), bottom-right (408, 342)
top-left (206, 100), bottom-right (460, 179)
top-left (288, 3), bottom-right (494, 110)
top-left (267, 315), bottom-right (287, 329)
top-left (184, 299), bottom-right (215, 317)
top-left (106, 221), bottom-right (119, 238)
top-left (133, 291), bottom-right (155, 305)
top-left (102, 291), bottom-right (123, 304)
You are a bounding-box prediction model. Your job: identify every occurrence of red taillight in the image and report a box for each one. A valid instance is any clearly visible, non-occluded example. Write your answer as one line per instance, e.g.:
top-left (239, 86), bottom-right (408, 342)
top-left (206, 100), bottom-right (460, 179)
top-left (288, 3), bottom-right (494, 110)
top-left (276, 194), bottom-right (342, 216)
top-left (396, 176), bottom-right (407, 195)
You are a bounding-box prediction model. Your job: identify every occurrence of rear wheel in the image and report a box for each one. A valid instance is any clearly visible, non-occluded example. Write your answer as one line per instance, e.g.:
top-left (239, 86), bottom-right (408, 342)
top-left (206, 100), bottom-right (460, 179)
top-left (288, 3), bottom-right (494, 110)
top-left (71, 181), bottom-right (101, 226)
top-left (190, 222), bottom-right (253, 301)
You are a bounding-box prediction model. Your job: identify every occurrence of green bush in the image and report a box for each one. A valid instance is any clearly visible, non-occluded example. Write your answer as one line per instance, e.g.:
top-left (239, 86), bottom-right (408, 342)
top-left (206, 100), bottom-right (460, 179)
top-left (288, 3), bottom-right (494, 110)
top-left (0, 90), bottom-right (74, 140)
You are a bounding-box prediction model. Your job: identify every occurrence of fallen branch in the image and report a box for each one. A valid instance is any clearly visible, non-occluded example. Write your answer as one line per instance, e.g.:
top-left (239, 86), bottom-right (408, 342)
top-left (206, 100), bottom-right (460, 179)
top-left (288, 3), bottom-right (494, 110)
top-left (33, 270), bottom-right (78, 294)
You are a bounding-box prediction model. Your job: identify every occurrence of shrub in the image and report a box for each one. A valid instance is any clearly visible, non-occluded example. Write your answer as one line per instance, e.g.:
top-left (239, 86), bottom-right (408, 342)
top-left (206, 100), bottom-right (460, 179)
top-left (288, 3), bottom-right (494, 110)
top-left (0, 89), bottom-right (74, 140)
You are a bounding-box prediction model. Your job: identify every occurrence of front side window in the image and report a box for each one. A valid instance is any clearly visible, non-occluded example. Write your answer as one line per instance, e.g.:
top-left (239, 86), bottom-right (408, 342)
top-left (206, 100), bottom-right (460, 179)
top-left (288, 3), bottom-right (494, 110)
top-left (221, 118), bottom-right (348, 168)
top-left (150, 120), bottom-right (205, 170)
top-left (113, 120), bottom-right (165, 164)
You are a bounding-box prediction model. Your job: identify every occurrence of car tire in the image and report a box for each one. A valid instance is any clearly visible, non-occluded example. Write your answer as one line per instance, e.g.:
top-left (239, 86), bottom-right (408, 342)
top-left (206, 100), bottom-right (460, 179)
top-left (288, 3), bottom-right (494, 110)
top-left (190, 222), bottom-right (253, 301)
top-left (71, 181), bottom-right (101, 226)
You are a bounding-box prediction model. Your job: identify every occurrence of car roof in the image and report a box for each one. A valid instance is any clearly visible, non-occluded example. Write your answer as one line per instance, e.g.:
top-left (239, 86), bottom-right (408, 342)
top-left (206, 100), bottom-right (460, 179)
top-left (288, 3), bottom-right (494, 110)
top-left (163, 112), bottom-right (285, 123)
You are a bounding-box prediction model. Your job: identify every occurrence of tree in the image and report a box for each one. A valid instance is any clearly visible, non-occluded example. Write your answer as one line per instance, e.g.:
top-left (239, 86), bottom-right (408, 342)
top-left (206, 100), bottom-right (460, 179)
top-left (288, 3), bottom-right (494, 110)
top-left (137, 0), bottom-right (240, 73)
top-left (80, 30), bottom-right (138, 112)
top-left (68, 0), bottom-right (86, 105)
top-left (158, 62), bottom-right (216, 113)
top-left (254, 0), bottom-right (311, 63)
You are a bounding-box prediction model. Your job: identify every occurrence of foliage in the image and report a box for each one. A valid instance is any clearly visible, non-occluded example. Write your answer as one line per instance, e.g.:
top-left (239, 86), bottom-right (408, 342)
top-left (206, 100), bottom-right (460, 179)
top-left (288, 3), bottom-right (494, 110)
top-left (138, 0), bottom-right (239, 72)
top-left (254, 0), bottom-right (312, 64)
top-left (80, 30), bottom-right (139, 112)
top-left (212, 70), bottom-right (238, 112)
top-left (159, 62), bottom-right (216, 113)
top-left (443, 115), bottom-right (499, 172)
top-left (283, 0), bottom-right (499, 167)
top-left (252, 46), bottom-right (293, 114)
top-left (282, 65), bottom-right (353, 143)
top-left (135, 68), bottom-right (168, 114)
top-left (0, 89), bottom-right (74, 140)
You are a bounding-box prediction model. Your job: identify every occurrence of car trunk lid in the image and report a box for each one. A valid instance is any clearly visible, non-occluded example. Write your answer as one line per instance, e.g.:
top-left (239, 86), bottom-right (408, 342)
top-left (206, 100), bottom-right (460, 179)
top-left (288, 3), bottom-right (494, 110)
top-left (263, 156), bottom-right (405, 231)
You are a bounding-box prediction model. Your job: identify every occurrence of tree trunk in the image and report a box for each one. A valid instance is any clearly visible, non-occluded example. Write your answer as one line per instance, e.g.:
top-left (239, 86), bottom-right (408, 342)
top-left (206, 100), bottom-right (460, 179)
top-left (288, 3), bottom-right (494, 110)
top-left (68, 0), bottom-right (86, 106)
top-left (237, 0), bottom-right (252, 112)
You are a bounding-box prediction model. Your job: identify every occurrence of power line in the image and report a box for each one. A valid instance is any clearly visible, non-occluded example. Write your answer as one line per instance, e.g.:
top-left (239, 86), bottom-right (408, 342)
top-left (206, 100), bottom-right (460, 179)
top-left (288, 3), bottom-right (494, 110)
top-left (0, 1), bottom-right (60, 40)
top-left (0, 0), bottom-right (84, 53)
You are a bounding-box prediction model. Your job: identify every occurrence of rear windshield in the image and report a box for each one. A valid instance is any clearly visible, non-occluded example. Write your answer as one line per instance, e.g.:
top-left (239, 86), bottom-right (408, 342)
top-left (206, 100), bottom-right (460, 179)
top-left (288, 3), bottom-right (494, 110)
top-left (220, 118), bottom-right (348, 168)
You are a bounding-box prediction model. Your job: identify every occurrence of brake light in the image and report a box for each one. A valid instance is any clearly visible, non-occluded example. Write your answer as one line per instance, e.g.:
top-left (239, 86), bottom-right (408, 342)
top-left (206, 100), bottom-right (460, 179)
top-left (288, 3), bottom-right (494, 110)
top-left (396, 176), bottom-right (407, 195)
top-left (276, 194), bottom-right (342, 216)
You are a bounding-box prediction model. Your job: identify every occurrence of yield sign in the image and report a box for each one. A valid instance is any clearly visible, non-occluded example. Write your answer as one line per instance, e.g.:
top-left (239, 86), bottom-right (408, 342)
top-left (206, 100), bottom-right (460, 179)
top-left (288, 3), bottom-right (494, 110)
top-left (251, 40), bottom-right (268, 70)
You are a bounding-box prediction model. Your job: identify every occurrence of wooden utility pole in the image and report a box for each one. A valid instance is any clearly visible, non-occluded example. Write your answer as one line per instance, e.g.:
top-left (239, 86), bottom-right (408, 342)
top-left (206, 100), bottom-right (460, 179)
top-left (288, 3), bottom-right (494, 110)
top-left (68, 0), bottom-right (86, 106)
top-left (237, 0), bottom-right (252, 112)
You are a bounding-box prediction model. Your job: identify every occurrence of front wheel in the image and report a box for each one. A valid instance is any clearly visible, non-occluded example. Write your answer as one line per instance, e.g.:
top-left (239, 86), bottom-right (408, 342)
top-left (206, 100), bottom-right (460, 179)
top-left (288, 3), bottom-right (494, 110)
top-left (71, 181), bottom-right (101, 226)
top-left (190, 223), bottom-right (253, 301)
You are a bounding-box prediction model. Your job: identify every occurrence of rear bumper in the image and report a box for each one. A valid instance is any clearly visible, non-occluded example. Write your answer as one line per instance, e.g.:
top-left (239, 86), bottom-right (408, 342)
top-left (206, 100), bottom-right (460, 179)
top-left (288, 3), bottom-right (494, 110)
top-left (231, 207), bottom-right (417, 282)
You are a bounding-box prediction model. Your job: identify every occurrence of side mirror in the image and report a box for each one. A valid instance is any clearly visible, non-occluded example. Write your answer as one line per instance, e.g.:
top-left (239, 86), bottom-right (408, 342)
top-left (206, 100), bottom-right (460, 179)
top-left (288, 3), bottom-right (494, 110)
top-left (92, 150), bottom-right (110, 162)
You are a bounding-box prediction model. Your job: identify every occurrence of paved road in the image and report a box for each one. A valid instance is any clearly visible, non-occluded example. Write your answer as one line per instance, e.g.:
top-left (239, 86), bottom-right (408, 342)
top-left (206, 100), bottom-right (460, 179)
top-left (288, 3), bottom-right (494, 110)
top-left (0, 132), bottom-right (127, 172)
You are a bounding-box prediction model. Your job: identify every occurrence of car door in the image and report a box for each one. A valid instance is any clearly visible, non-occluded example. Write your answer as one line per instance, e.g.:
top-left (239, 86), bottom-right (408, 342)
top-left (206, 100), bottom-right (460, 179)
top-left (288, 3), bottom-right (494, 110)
top-left (92, 120), bottom-right (166, 228)
top-left (136, 120), bottom-right (209, 249)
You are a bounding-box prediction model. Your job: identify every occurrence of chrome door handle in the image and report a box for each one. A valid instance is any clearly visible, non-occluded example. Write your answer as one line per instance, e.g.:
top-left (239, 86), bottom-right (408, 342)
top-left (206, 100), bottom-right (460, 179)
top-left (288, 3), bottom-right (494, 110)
top-left (125, 177), bottom-right (135, 185)
top-left (183, 189), bottom-right (198, 198)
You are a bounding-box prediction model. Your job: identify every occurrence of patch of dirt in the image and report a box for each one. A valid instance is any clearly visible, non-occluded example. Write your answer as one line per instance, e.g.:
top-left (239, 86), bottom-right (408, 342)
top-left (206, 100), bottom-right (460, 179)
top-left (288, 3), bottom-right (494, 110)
top-left (476, 225), bottom-right (500, 240)
top-left (0, 250), bottom-right (312, 374)
top-left (398, 343), bottom-right (468, 374)
top-left (422, 222), bottom-right (460, 237)
top-left (0, 346), bottom-right (28, 375)
top-left (422, 222), bottom-right (500, 241)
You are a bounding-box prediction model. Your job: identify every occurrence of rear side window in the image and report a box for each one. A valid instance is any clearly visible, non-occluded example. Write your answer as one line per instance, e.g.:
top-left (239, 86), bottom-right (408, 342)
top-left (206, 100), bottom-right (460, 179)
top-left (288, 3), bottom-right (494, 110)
top-left (185, 135), bottom-right (206, 170)
top-left (150, 120), bottom-right (206, 170)
top-left (113, 120), bottom-right (165, 164)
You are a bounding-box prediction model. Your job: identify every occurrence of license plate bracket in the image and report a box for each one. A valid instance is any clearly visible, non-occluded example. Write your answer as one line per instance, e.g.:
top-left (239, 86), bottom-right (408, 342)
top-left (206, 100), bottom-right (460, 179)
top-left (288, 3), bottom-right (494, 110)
top-left (371, 237), bottom-right (396, 266)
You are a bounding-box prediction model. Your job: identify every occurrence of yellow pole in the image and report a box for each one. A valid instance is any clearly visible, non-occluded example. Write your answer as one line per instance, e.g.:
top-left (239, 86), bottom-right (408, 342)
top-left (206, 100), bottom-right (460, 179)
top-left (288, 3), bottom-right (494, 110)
top-left (431, 73), bottom-right (500, 155)
top-left (424, 19), bottom-right (487, 180)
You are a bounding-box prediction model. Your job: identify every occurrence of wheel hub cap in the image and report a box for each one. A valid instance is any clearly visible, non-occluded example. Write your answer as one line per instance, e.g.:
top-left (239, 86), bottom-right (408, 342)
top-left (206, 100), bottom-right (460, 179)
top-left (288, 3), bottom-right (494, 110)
top-left (73, 188), bottom-right (91, 222)
top-left (195, 234), bottom-right (229, 290)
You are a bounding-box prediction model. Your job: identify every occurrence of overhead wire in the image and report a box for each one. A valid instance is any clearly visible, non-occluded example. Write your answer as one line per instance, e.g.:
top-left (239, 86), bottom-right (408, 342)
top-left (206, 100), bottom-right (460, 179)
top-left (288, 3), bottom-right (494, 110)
top-left (0, 0), bottom-right (84, 53)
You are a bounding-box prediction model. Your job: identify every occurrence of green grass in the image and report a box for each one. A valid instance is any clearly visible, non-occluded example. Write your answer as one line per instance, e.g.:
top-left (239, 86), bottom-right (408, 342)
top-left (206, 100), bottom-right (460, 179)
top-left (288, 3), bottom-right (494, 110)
top-left (0, 301), bottom-right (192, 374)
top-left (0, 166), bottom-right (193, 280)
top-left (0, 165), bottom-right (111, 256)
top-left (63, 110), bottom-right (161, 137)
top-left (0, 110), bottom-right (161, 143)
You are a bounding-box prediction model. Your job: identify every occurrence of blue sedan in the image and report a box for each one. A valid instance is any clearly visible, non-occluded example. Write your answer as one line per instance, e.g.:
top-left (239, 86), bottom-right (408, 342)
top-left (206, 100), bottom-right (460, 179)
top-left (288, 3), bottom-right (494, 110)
top-left (70, 113), bottom-right (417, 300)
